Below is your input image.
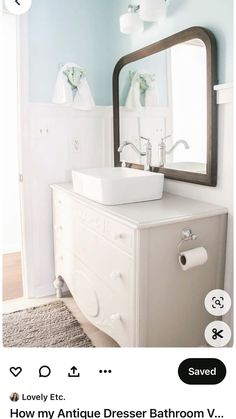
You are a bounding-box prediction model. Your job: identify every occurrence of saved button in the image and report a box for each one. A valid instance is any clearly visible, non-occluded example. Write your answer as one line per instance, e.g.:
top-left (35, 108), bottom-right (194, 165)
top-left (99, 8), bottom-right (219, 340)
top-left (178, 358), bottom-right (226, 385)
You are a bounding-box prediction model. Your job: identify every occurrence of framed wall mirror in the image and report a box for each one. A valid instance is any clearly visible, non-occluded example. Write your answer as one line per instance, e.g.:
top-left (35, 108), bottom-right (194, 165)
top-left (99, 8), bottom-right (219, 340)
top-left (113, 27), bottom-right (217, 186)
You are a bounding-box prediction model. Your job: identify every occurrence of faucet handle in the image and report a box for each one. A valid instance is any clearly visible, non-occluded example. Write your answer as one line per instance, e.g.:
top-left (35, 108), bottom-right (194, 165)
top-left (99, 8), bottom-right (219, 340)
top-left (140, 136), bottom-right (152, 150)
top-left (160, 134), bottom-right (171, 143)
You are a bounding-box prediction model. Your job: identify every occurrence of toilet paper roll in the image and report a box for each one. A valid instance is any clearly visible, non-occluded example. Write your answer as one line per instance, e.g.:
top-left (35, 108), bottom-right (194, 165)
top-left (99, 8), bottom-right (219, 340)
top-left (179, 247), bottom-right (208, 271)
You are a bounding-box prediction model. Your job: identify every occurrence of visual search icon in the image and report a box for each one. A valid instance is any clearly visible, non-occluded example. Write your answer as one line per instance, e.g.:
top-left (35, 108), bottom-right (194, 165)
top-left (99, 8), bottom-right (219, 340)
top-left (212, 297), bottom-right (224, 309)
top-left (4, 0), bottom-right (32, 15)
top-left (205, 321), bottom-right (232, 347)
top-left (205, 289), bottom-right (231, 316)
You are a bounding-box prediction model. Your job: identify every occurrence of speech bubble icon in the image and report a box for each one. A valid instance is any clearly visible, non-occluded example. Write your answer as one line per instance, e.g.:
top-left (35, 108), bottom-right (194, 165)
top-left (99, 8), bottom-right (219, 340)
top-left (39, 365), bottom-right (51, 378)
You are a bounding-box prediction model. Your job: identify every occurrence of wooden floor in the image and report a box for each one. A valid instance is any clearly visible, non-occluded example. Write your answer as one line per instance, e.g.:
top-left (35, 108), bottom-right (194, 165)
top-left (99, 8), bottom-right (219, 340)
top-left (2, 252), bottom-right (23, 301)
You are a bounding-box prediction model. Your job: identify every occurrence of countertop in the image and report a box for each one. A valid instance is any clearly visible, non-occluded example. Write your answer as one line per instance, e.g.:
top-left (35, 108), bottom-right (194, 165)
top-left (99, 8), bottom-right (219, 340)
top-left (51, 183), bottom-right (227, 229)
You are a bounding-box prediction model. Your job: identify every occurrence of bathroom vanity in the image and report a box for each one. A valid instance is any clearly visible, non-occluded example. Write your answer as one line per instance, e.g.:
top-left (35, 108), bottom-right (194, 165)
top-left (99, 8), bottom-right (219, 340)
top-left (51, 183), bottom-right (227, 347)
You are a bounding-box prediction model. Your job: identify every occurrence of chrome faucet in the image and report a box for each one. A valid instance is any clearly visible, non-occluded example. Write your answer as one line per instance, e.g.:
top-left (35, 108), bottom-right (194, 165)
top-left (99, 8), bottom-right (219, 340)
top-left (118, 136), bottom-right (152, 171)
top-left (158, 135), bottom-right (190, 167)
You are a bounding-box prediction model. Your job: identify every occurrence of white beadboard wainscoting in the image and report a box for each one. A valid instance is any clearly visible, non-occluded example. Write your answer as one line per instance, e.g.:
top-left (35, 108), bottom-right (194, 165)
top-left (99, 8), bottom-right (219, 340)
top-left (21, 104), bottom-right (113, 297)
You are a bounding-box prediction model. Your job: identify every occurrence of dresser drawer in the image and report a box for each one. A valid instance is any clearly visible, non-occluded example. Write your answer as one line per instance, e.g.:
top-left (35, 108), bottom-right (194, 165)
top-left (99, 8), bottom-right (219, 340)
top-left (53, 191), bottom-right (73, 251)
top-left (53, 220), bottom-right (74, 253)
top-left (105, 218), bottom-right (134, 255)
top-left (73, 202), bottom-right (105, 235)
top-left (53, 190), bottom-right (70, 215)
top-left (72, 220), bottom-right (133, 290)
top-left (54, 242), bottom-right (74, 288)
top-left (53, 191), bottom-right (72, 235)
top-left (53, 190), bottom-right (135, 255)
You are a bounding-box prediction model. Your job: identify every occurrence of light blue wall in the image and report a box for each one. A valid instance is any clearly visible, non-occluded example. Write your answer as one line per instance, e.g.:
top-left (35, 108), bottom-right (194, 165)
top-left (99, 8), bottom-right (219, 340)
top-left (28, 0), bottom-right (233, 105)
top-left (28, 0), bottom-right (114, 104)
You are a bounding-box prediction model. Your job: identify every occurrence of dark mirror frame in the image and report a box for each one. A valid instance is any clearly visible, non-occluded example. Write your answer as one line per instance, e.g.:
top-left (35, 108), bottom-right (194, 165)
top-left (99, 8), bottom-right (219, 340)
top-left (113, 26), bottom-right (217, 186)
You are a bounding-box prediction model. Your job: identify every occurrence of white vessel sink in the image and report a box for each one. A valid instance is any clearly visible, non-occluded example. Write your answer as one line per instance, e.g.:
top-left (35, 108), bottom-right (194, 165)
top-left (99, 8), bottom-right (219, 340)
top-left (72, 167), bottom-right (164, 205)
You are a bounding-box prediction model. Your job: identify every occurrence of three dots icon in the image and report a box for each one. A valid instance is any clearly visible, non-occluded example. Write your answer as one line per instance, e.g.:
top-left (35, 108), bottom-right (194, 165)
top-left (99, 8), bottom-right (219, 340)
top-left (99, 369), bottom-right (112, 374)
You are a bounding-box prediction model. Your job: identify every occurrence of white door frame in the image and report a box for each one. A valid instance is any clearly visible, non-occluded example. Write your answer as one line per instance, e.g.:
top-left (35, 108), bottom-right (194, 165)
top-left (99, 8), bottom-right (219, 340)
top-left (15, 14), bottom-right (55, 298)
top-left (3, 11), bottom-right (30, 298)
top-left (15, 14), bottom-right (26, 297)
top-left (16, 14), bottom-right (32, 298)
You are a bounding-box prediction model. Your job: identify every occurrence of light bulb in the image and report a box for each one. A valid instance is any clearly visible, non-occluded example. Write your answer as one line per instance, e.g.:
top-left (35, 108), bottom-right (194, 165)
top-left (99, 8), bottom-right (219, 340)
top-left (120, 8), bottom-right (144, 34)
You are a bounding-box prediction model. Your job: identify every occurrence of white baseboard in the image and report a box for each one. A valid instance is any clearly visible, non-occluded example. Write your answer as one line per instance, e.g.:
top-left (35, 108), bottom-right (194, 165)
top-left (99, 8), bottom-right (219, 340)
top-left (27, 283), bottom-right (55, 299)
top-left (2, 246), bottom-right (21, 254)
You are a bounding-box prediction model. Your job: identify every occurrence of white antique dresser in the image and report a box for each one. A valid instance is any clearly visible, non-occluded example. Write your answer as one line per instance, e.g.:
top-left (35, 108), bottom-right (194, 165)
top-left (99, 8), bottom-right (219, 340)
top-left (51, 183), bottom-right (227, 347)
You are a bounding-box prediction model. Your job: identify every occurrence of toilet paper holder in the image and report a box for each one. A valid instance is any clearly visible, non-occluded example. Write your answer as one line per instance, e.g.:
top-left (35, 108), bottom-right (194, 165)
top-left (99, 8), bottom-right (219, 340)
top-left (177, 228), bottom-right (198, 255)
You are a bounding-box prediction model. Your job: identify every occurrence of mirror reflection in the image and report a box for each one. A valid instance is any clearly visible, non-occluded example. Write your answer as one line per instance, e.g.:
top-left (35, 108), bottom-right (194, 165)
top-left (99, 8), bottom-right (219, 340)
top-left (118, 39), bottom-right (207, 174)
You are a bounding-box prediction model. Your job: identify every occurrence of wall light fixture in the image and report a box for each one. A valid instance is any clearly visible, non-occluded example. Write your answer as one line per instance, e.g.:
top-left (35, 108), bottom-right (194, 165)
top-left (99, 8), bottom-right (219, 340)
top-left (120, 1), bottom-right (167, 34)
top-left (120, 5), bottom-right (144, 35)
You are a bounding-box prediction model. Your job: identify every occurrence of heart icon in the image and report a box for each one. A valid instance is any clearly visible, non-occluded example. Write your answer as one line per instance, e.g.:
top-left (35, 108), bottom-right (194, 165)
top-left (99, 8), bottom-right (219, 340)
top-left (10, 367), bottom-right (22, 377)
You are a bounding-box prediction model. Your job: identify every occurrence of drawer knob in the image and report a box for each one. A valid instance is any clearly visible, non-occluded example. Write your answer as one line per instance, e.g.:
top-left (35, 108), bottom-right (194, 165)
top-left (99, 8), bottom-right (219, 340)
top-left (110, 313), bottom-right (121, 322)
top-left (110, 272), bottom-right (122, 280)
top-left (114, 233), bottom-right (125, 240)
top-left (57, 200), bottom-right (62, 205)
top-left (56, 255), bottom-right (64, 261)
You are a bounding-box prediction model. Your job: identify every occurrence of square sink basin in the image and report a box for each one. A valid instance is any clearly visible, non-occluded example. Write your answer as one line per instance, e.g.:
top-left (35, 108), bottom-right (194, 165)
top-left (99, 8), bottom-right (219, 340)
top-left (72, 167), bottom-right (164, 205)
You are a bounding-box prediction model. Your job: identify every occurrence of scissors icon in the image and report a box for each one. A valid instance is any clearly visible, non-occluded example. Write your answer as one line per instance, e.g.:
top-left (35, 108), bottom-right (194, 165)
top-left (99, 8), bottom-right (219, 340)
top-left (212, 328), bottom-right (224, 340)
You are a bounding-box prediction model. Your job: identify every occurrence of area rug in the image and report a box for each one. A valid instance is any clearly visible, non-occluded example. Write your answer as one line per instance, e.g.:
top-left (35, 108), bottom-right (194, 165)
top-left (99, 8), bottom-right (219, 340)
top-left (3, 301), bottom-right (94, 348)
